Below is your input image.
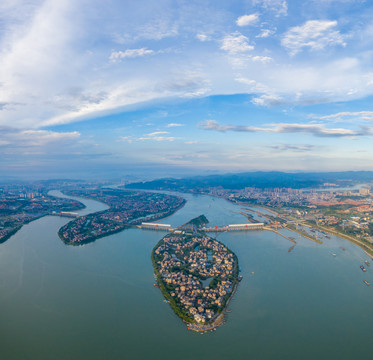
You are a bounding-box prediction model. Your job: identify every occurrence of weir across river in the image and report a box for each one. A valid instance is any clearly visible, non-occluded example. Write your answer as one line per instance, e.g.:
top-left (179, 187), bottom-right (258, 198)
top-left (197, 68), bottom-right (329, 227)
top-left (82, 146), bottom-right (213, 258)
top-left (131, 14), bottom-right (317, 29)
top-left (140, 222), bottom-right (264, 232)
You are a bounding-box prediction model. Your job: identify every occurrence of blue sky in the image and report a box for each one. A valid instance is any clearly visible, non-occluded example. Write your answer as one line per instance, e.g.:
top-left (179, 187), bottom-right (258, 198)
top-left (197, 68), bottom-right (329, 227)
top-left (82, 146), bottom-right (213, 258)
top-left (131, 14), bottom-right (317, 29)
top-left (1, 0), bottom-right (373, 179)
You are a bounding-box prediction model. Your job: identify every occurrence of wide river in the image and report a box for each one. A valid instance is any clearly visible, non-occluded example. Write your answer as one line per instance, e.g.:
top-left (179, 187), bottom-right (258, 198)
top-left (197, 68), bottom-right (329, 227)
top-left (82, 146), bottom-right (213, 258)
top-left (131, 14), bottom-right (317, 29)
top-left (0, 190), bottom-right (372, 359)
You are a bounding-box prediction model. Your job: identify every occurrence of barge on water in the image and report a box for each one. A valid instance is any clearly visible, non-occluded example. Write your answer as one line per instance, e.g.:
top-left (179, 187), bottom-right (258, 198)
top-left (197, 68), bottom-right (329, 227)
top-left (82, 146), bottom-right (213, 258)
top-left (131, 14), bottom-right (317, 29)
top-left (360, 265), bottom-right (367, 272)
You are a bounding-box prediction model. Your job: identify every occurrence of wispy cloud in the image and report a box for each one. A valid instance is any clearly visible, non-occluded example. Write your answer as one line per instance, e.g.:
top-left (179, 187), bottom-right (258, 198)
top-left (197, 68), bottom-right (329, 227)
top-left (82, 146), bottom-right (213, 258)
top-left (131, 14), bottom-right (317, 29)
top-left (253, 0), bottom-right (288, 17)
top-left (196, 34), bottom-right (210, 42)
top-left (314, 111), bottom-right (373, 122)
top-left (200, 120), bottom-right (372, 137)
top-left (256, 29), bottom-right (276, 38)
top-left (270, 144), bottom-right (316, 152)
top-left (147, 131), bottom-right (169, 136)
top-left (138, 136), bottom-right (176, 142)
top-left (252, 56), bottom-right (273, 63)
top-left (0, 126), bottom-right (80, 150)
top-left (166, 123), bottom-right (184, 127)
top-left (109, 48), bottom-right (155, 62)
top-left (136, 130), bottom-right (177, 142)
top-left (282, 20), bottom-right (346, 55)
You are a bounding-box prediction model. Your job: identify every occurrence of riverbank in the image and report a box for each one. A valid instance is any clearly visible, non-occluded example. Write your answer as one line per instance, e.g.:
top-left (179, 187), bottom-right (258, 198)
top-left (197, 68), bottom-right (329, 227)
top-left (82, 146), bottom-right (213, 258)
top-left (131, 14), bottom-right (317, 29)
top-left (187, 279), bottom-right (239, 333)
top-left (310, 223), bottom-right (373, 256)
top-left (286, 224), bottom-right (323, 244)
top-left (57, 190), bottom-right (186, 246)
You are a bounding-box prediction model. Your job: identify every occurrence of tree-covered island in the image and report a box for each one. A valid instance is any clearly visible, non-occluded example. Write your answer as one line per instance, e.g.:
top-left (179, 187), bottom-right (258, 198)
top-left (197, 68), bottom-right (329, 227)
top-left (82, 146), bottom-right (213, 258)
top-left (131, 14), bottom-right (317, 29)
top-left (152, 216), bottom-right (240, 332)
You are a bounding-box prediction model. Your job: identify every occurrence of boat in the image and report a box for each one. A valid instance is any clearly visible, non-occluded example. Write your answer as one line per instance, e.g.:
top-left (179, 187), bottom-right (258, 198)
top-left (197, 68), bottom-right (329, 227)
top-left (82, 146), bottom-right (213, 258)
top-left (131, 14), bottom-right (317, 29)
top-left (153, 283), bottom-right (160, 288)
top-left (238, 275), bottom-right (243, 282)
top-left (364, 280), bottom-right (370, 286)
top-left (360, 265), bottom-right (367, 272)
top-left (332, 253), bottom-right (336, 257)
top-left (364, 260), bottom-right (370, 266)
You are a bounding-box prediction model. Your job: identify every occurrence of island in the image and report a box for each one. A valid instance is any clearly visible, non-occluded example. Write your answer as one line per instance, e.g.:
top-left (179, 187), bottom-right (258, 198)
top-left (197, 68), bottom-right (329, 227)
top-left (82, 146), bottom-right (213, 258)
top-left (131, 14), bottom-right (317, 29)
top-left (151, 215), bottom-right (240, 332)
top-left (58, 189), bottom-right (186, 245)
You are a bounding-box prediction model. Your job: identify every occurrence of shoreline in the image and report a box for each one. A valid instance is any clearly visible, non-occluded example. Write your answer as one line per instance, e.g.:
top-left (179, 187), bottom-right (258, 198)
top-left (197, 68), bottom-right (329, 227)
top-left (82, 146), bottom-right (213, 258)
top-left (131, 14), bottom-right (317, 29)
top-left (152, 222), bottom-right (240, 333)
top-left (58, 199), bottom-right (186, 246)
top-left (186, 280), bottom-right (239, 333)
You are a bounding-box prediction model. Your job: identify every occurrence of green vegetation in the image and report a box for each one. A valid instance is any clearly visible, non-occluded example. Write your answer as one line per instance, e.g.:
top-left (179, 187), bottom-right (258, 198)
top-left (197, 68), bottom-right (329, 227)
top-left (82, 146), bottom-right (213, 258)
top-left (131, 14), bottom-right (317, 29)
top-left (151, 246), bottom-right (194, 323)
top-left (184, 215), bottom-right (209, 228)
top-left (58, 189), bottom-right (186, 245)
top-left (151, 222), bottom-right (240, 330)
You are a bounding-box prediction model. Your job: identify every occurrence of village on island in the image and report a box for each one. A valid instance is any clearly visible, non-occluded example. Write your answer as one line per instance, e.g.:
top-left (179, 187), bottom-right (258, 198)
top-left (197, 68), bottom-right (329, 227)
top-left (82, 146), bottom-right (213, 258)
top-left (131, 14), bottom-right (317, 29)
top-left (151, 216), bottom-right (240, 332)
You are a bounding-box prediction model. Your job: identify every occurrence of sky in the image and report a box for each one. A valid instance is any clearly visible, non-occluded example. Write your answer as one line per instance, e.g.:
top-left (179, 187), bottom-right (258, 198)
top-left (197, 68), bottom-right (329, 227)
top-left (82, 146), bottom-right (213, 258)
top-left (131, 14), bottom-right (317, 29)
top-left (2, 0), bottom-right (373, 180)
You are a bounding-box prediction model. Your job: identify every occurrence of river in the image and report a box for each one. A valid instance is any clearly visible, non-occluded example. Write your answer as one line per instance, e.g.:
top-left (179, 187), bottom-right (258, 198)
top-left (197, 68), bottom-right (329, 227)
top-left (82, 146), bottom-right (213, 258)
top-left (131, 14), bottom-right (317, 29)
top-left (0, 190), bottom-right (372, 359)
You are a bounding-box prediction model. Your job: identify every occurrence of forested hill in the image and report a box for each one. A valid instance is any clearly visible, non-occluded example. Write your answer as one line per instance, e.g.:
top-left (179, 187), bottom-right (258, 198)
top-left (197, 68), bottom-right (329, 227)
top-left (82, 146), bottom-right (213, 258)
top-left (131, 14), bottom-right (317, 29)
top-left (126, 171), bottom-right (373, 191)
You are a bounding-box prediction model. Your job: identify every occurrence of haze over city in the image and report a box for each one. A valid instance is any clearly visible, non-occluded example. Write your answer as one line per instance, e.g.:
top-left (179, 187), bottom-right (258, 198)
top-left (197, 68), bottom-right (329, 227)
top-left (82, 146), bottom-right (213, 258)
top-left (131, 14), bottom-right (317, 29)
top-left (1, 0), bottom-right (373, 179)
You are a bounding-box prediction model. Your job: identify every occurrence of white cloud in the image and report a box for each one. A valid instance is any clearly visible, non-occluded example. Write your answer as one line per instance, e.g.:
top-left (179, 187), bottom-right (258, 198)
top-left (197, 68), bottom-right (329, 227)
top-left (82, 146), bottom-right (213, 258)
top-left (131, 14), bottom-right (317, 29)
top-left (252, 94), bottom-right (284, 106)
top-left (282, 20), bottom-right (346, 55)
top-left (196, 34), bottom-right (210, 42)
top-left (0, 127), bottom-right (80, 148)
top-left (314, 111), bottom-right (373, 122)
top-left (147, 131), bottom-right (169, 136)
top-left (253, 0), bottom-right (288, 17)
top-left (200, 119), bottom-right (371, 137)
top-left (110, 48), bottom-right (154, 62)
top-left (256, 29), bottom-right (275, 38)
top-left (118, 136), bottom-right (133, 143)
top-left (221, 33), bottom-right (254, 54)
top-left (0, 0), bottom-right (372, 132)
top-left (236, 14), bottom-right (259, 27)
top-left (138, 136), bottom-right (176, 142)
top-left (252, 55), bottom-right (272, 63)
top-left (166, 123), bottom-right (184, 127)
top-left (271, 144), bottom-right (316, 152)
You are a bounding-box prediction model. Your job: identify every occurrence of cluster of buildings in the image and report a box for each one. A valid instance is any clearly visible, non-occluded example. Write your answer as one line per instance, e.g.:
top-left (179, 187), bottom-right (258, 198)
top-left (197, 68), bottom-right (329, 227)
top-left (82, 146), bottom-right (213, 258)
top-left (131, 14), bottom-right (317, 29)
top-left (0, 189), bottom-right (84, 243)
top-left (59, 190), bottom-right (185, 244)
top-left (208, 186), bottom-right (371, 208)
top-left (81, 190), bottom-right (184, 216)
top-left (59, 214), bottom-right (124, 244)
top-left (154, 233), bottom-right (236, 324)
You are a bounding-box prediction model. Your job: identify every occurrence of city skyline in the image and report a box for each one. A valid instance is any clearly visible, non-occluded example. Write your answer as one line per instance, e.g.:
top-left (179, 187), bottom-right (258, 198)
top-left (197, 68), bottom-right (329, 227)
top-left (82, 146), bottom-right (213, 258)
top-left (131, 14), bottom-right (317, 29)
top-left (2, 0), bottom-right (373, 179)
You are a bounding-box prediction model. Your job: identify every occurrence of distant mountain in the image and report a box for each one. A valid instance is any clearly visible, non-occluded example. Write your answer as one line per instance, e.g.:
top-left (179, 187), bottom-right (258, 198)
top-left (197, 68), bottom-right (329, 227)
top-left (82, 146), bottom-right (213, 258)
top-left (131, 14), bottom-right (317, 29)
top-left (126, 171), bottom-right (373, 191)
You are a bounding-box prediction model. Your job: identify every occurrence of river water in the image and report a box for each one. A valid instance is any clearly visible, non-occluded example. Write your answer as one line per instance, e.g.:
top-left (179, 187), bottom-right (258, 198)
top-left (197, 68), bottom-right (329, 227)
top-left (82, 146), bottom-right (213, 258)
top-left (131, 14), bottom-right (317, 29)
top-left (0, 190), bottom-right (372, 359)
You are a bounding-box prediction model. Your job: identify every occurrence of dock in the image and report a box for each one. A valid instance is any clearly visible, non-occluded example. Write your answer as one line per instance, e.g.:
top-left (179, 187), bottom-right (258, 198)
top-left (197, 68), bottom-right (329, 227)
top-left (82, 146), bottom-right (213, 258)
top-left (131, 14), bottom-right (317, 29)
top-left (263, 226), bottom-right (297, 244)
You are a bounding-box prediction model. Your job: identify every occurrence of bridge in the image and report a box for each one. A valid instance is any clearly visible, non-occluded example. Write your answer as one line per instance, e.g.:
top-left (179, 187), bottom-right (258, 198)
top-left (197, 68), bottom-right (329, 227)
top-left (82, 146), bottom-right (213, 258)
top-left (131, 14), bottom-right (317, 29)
top-left (50, 211), bottom-right (79, 218)
top-left (140, 222), bottom-right (264, 232)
